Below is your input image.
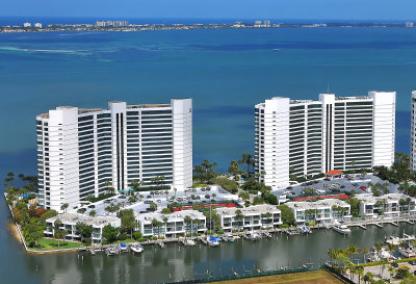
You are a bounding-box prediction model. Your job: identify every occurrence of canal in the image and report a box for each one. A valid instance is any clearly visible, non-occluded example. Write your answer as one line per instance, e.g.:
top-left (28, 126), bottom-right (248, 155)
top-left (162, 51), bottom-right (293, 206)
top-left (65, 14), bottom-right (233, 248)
top-left (2, 198), bottom-right (416, 284)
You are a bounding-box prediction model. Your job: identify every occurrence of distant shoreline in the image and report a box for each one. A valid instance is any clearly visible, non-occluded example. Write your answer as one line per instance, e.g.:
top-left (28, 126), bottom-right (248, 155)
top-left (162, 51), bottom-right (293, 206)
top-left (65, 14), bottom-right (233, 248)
top-left (1, 21), bottom-right (416, 34)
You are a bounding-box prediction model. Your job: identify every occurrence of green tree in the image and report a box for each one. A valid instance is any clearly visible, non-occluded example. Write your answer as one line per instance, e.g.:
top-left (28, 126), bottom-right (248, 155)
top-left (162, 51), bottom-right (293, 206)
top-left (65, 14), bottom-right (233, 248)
top-left (253, 196), bottom-right (264, 205)
top-left (212, 176), bottom-right (238, 194)
top-left (40, 209), bottom-right (58, 222)
top-left (76, 222), bottom-right (93, 244)
top-left (105, 204), bottom-right (120, 213)
top-left (239, 191), bottom-right (250, 201)
top-left (133, 231), bottom-right (142, 241)
top-left (89, 210), bottom-right (96, 217)
top-left (151, 176), bottom-right (166, 190)
top-left (262, 191), bottom-right (277, 205)
top-left (228, 160), bottom-right (240, 178)
top-left (22, 218), bottom-right (44, 247)
top-left (203, 209), bottom-right (221, 233)
top-left (151, 218), bottom-right (163, 238)
top-left (117, 209), bottom-right (137, 239)
top-left (347, 198), bottom-right (361, 217)
top-left (239, 153), bottom-right (255, 177)
top-left (234, 209), bottom-right (244, 232)
top-left (102, 225), bottom-right (119, 244)
top-left (53, 219), bottom-right (66, 247)
top-left (242, 177), bottom-right (271, 194)
top-left (161, 208), bottom-right (171, 214)
top-left (396, 265), bottom-right (411, 279)
top-left (184, 215), bottom-right (192, 236)
top-left (277, 205), bottom-right (295, 227)
top-left (130, 180), bottom-right (142, 192)
top-left (193, 160), bottom-right (217, 184)
top-left (302, 188), bottom-right (317, 197)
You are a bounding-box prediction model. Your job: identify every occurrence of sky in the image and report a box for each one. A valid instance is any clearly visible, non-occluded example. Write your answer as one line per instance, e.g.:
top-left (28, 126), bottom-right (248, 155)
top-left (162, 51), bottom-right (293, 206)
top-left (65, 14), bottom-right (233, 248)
top-left (1, 0), bottom-right (416, 21)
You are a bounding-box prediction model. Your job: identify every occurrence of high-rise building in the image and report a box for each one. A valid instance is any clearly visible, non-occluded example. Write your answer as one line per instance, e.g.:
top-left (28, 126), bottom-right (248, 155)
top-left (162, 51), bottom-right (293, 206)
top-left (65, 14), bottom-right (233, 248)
top-left (255, 91), bottom-right (396, 189)
top-left (411, 91), bottom-right (416, 171)
top-left (36, 99), bottom-right (192, 211)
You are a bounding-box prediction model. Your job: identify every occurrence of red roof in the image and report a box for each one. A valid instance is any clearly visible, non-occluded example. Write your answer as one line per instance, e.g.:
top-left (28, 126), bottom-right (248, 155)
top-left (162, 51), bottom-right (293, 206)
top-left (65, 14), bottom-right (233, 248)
top-left (326, 170), bottom-right (343, 176)
top-left (292, 193), bottom-right (349, 202)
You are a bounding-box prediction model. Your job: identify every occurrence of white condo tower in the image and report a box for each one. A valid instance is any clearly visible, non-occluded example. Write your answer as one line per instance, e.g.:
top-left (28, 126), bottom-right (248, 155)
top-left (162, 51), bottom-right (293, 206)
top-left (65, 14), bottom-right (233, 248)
top-left (411, 91), bottom-right (416, 171)
top-left (255, 91), bottom-right (396, 189)
top-left (36, 99), bottom-right (193, 211)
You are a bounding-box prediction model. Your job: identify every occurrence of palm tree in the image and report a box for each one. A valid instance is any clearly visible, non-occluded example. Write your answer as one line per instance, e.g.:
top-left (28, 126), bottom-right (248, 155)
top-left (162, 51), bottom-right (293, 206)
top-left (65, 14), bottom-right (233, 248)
top-left (235, 209), bottom-right (244, 232)
top-left (184, 216), bottom-right (192, 237)
top-left (239, 153), bottom-right (254, 177)
top-left (152, 218), bottom-right (162, 238)
top-left (162, 216), bottom-right (168, 236)
top-left (228, 160), bottom-right (240, 179)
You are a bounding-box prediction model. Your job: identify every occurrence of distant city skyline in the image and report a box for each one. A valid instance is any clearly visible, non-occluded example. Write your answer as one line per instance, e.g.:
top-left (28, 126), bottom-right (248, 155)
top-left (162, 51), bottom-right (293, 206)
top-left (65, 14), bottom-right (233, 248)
top-left (1, 0), bottom-right (416, 21)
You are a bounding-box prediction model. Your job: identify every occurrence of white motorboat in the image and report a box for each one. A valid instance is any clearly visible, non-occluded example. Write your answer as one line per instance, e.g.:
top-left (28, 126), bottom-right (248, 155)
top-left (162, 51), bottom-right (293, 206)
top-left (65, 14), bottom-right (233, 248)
top-left (182, 239), bottom-right (196, 246)
top-left (221, 234), bottom-right (234, 242)
top-left (386, 234), bottom-right (416, 246)
top-left (332, 225), bottom-right (351, 235)
top-left (244, 232), bottom-right (261, 241)
top-left (130, 243), bottom-right (144, 254)
top-left (299, 225), bottom-right (312, 234)
top-left (399, 246), bottom-right (416, 258)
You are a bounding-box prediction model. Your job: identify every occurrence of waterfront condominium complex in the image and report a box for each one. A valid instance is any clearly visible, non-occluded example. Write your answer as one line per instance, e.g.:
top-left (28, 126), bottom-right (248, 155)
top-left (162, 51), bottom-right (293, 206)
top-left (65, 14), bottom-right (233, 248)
top-left (255, 91), bottom-right (396, 189)
top-left (411, 91), bottom-right (416, 171)
top-left (36, 99), bottom-right (192, 211)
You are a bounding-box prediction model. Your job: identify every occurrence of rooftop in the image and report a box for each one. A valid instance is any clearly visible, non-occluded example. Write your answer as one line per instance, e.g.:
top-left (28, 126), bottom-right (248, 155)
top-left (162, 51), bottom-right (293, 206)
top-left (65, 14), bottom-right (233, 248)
top-left (356, 193), bottom-right (413, 203)
top-left (135, 209), bottom-right (206, 223)
top-left (216, 204), bottom-right (280, 216)
top-left (286, 199), bottom-right (350, 210)
top-left (46, 212), bottom-right (120, 227)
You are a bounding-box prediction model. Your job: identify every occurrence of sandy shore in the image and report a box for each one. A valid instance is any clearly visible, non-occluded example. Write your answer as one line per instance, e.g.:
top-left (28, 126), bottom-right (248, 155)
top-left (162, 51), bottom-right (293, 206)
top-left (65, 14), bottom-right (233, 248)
top-left (8, 222), bottom-right (22, 243)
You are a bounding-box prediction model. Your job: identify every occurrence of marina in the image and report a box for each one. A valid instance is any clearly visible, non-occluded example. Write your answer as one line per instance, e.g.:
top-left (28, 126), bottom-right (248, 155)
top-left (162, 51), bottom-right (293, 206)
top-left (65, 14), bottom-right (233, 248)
top-left (59, 223), bottom-right (416, 283)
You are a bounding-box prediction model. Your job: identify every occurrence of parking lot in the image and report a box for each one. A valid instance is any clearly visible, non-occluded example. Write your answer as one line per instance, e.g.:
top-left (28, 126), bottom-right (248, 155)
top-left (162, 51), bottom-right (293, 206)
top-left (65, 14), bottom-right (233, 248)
top-left (276, 174), bottom-right (399, 201)
top-left (73, 185), bottom-right (240, 216)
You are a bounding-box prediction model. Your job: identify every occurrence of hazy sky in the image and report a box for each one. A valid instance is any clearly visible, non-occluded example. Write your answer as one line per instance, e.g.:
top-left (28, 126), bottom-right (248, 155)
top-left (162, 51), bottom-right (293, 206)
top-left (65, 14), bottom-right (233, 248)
top-left (1, 0), bottom-right (415, 20)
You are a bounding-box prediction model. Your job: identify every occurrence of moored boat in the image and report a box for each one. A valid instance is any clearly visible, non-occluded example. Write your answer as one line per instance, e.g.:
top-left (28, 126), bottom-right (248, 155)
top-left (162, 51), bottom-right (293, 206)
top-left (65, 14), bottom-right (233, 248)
top-left (332, 225), bottom-right (351, 235)
top-left (105, 246), bottom-right (120, 256)
top-left (130, 243), bottom-right (144, 254)
top-left (207, 236), bottom-right (220, 247)
top-left (119, 242), bottom-right (128, 253)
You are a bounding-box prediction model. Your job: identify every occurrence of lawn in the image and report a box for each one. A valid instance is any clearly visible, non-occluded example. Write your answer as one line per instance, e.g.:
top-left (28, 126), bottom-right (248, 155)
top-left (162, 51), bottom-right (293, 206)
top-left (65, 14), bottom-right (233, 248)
top-left (35, 238), bottom-right (84, 250)
top-left (210, 270), bottom-right (343, 284)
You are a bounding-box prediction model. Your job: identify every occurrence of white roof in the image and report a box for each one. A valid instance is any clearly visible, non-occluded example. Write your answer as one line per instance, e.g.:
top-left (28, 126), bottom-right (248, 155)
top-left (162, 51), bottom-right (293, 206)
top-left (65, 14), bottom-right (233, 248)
top-left (216, 204), bottom-right (280, 217)
top-left (47, 212), bottom-right (121, 228)
top-left (286, 199), bottom-right (350, 211)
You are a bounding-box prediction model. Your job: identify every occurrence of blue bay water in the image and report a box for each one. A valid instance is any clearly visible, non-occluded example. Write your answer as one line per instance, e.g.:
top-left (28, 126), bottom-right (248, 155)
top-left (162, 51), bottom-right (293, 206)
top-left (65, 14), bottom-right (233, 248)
top-left (0, 28), bottom-right (415, 178)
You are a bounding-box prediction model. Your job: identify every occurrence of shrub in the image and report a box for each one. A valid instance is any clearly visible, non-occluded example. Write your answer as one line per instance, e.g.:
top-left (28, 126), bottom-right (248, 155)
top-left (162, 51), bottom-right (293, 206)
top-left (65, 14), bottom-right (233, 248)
top-left (262, 192), bottom-right (277, 205)
top-left (396, 265), bottom-right (410, 279)
top-left (133, 231), bottom-right (142, 240)
top-left (212, 177), bottom-right (238, 194)
top-left (161, 208), bottom-right (171, 214)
